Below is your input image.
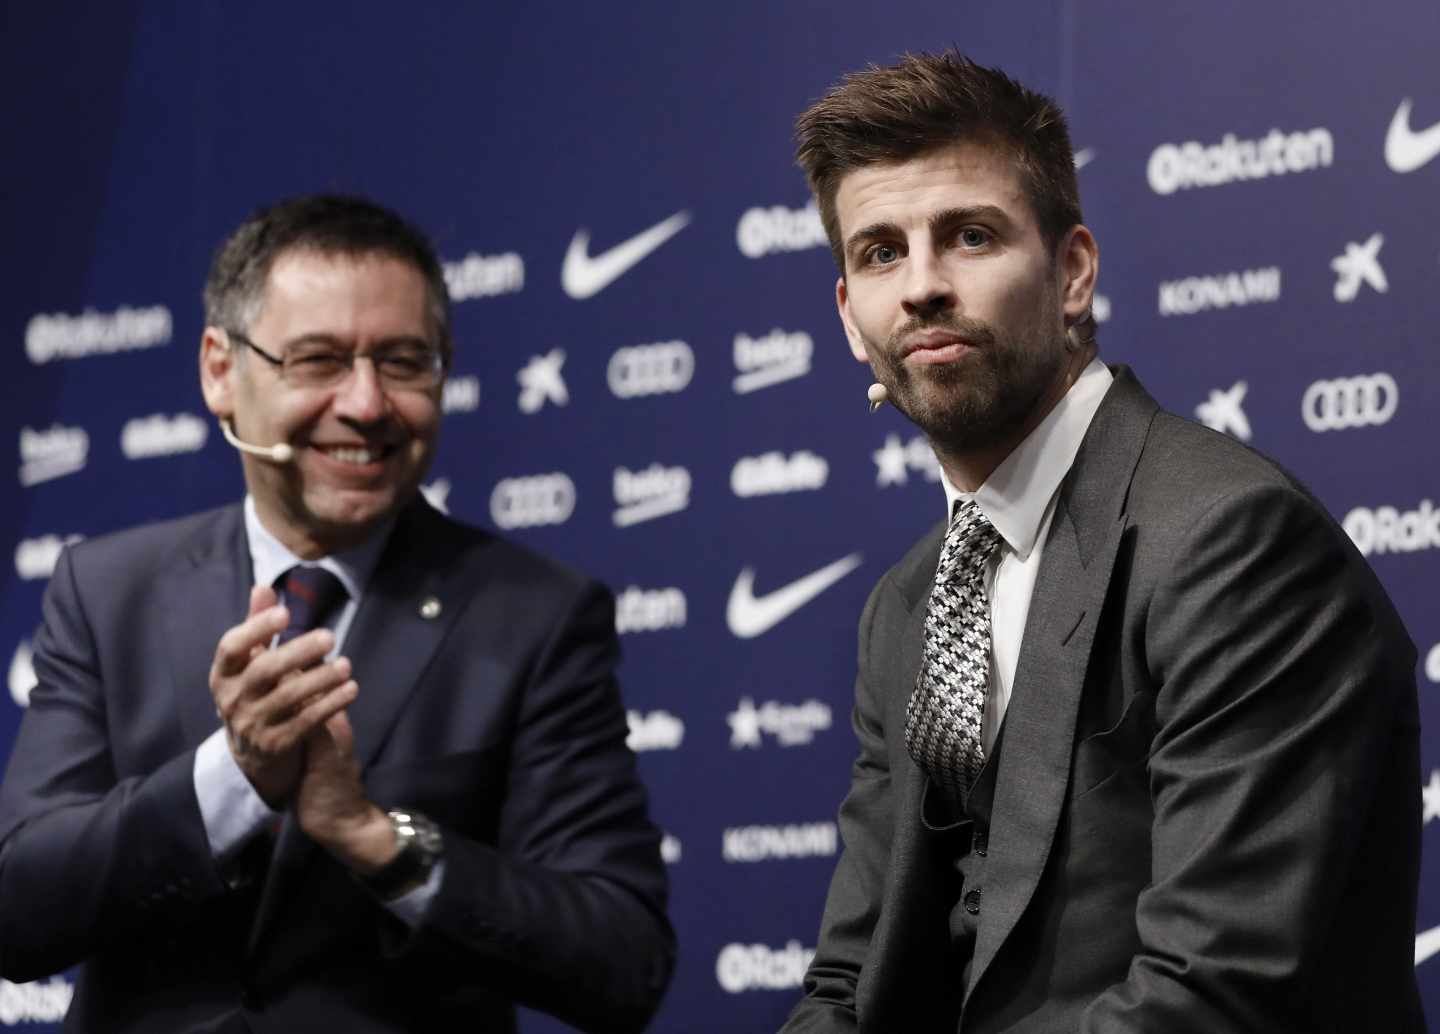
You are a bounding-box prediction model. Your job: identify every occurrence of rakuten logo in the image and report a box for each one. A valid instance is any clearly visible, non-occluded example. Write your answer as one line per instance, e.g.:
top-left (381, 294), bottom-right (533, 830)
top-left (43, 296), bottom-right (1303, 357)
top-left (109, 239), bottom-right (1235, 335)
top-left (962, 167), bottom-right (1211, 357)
top-left (443, 251), bottom-right (524, 301)
top-left (608, 341), bottom-right (694, 398)
top-left (1302, 373), bottom-right (1398, 432)
top-left (18, 424), bottom-right (88, 487)
top-left (0, 977), bottom-right (72, 1023)
top-left (716, 941), bottom-right (815, 993)
top-left (728, 697), bottom-right (832, 748)
top-left (14, 534), bottom-right (82, 581)
top-left (722, 822), bottom-right (838, 863)
top-left (442, 376), bottom-right (480, 414)
top-left (1343, 500), bottom-right (1440, 556)
top-left (732, 450), bottom-right (828, 497)
top-left (1158, 267), bottom-right (1281, 316)
top-left (489, 473), bottom-right (575, 529)
top-left (9, 641), bottom-right (35, 708)
top-left (26, 305), bottom-right (172, 364)
top-left (733, 328), bottom-right (813, 394)
top-left (1147, 127), bottom-right (1334, 195)
top-left (736, 201), bottom-right (827, 259)
top-left (613, 464), bottom-right (690, 527)
top-left (626, 709), bottom-right (685, 752)
top-left (616, 586), bottom-right (687, 632)
top-left (121, 413), bottom-right (208, 459)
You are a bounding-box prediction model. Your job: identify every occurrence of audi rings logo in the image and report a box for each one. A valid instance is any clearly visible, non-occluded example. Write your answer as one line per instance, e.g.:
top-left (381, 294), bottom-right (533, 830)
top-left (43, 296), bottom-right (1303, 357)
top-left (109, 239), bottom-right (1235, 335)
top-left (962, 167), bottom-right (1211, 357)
top-left (1302, 373), bottom-right (1398, 432)
top-left (489, 473), bottom-right (576, 529)
top-left (608, 341), bottom-right (694, 399)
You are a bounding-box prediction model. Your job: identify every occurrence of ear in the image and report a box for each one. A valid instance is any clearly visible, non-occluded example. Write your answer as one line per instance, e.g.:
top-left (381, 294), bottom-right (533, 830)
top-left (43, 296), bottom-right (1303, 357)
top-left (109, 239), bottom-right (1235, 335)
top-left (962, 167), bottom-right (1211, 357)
top-left (834, 276), bottom-right (871, 364)
top-left (199, 327), bottom-right (237, 419)
top-left (1058, 224), bottom-right (1099, 324)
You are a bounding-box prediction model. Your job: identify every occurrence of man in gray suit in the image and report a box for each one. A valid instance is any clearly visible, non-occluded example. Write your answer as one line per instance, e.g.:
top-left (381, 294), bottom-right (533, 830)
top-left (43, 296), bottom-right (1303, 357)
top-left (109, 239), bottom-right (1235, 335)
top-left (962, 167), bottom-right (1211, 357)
top-left (780, 52), bottom-right (1422, 1032)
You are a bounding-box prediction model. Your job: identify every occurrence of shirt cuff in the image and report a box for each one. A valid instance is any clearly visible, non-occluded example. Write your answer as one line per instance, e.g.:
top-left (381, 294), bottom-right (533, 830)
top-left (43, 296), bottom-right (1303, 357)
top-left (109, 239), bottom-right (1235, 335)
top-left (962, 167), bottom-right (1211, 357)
top-left (382, 860), bottom-right (445, 928)
top-left (193, 727), bottom-right (280, 860)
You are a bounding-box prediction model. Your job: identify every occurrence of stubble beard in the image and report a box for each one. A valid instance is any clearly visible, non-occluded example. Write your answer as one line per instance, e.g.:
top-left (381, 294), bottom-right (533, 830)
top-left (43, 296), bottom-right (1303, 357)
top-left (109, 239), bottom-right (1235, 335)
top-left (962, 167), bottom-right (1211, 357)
top-left (872, 314), bottom-right (1069, 456)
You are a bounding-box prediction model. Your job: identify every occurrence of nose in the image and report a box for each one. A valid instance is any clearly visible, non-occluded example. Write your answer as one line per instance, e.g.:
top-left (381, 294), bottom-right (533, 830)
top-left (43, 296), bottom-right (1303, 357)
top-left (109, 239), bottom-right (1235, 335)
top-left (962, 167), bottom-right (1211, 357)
top-left (330, 357), bottom-right (389, 424)
top-left (900, 249), bottom-right (956, 319)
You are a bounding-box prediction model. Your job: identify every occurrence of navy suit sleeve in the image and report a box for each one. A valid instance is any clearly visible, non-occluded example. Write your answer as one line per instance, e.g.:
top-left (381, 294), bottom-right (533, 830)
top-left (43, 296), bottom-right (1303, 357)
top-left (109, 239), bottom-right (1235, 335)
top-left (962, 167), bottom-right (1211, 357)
top-left (1080, 483), bottom-right (1420, 1032)
top-left (0, 546), bottom-right (228, 981)
top-left (399, 579), bottom-right (675, 1034)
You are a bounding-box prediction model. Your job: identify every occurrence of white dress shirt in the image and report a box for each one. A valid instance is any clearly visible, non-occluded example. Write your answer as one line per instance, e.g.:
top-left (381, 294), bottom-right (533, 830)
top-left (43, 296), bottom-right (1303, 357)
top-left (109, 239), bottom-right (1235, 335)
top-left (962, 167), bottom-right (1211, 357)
top-left (191, 496), bottom-right (440, 924)
top-left (940, 358), bottom-right (1113, 755)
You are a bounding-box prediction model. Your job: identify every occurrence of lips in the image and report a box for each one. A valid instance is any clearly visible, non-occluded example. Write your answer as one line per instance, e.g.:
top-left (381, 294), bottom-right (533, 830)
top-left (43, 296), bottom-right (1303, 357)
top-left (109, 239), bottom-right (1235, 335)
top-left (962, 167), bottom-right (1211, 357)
top-left (901, 331), bottom-right (971, 358)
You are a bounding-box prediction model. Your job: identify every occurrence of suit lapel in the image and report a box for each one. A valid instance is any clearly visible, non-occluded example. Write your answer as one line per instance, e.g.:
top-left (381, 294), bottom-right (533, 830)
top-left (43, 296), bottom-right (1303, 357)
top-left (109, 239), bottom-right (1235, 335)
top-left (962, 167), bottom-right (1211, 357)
top-left (166, 506), bottom-right (250, 749)
top-left (246, 500), bottom-right (473, 954)
top-left (965, 367), bottom-right (1158, 1000)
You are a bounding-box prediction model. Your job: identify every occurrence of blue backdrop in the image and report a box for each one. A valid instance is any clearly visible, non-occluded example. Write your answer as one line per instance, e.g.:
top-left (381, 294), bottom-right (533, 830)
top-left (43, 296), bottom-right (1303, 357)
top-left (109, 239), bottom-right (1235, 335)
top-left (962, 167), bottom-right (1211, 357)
top-left (3, 2), bottom-right (1438, 1029)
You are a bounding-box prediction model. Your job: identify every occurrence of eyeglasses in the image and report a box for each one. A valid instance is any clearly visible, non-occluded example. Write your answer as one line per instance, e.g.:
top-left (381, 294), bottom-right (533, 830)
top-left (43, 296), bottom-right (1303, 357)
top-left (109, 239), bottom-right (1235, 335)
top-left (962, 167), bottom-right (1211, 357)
top-left (228, 331), bottom-right (446, 391)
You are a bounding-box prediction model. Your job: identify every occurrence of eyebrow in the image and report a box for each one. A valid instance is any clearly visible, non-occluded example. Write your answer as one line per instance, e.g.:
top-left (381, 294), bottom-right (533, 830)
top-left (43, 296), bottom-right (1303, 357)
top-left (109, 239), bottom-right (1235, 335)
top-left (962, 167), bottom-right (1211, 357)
top-left (843, 204), bottom-right (1015, 260)
top-left (279, 332), bottom-right (433, 351)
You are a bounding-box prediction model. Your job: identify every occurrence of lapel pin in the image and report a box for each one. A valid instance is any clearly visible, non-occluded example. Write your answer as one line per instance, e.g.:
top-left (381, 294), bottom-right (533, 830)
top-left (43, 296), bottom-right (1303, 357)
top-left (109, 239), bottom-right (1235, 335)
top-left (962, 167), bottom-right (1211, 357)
top-left (419, 596), bottom-right (442, 620)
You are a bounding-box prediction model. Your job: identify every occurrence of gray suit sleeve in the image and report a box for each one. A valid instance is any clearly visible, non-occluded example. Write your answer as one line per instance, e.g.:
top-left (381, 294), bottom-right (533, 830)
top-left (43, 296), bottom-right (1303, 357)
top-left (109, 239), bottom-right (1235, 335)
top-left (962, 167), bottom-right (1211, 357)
top-left (780, 581), bottom-right (892, 1034)
top-left (1081, 482), bottom-right (1418, 1032)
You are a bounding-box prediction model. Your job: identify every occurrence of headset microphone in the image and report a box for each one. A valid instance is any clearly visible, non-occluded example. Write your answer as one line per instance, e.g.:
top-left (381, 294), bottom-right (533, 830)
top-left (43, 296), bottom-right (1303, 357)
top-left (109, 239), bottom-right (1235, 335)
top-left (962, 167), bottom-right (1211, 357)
top-left (219, 420), bottom-right (295, 464)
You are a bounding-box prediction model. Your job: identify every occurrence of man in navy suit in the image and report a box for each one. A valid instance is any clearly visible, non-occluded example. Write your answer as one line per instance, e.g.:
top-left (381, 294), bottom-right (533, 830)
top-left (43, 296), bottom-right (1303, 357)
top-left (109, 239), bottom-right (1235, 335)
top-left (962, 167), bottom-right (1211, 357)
top-left (0, 195), bottom-right (674, 1032)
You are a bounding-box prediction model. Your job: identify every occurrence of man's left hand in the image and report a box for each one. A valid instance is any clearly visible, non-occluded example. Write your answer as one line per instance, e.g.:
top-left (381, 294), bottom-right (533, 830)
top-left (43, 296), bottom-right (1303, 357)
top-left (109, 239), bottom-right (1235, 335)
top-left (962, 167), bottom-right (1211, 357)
top-left (295, 712), bottom-right (398, 875)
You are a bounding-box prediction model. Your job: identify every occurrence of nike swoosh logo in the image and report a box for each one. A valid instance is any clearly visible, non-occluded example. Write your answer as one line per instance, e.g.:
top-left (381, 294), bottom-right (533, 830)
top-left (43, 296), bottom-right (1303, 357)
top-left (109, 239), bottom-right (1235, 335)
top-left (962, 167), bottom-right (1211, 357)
top-left (1073, 147), bottom-right (1095, 170)
top-left (1416, 924), bottom-right (1440, 966)
top-left (727, 553), bottom-right (863, 639)
top-left (561, 211), bottom-right (691, 299)
top-left (1385, 99), bottom-right (1440, 174)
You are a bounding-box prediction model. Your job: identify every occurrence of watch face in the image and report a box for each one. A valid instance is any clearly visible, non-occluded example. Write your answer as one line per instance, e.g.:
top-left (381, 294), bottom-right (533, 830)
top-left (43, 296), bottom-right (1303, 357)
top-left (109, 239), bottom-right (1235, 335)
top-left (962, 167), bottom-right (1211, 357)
top-left (412, 817), bottom-right (444, 857)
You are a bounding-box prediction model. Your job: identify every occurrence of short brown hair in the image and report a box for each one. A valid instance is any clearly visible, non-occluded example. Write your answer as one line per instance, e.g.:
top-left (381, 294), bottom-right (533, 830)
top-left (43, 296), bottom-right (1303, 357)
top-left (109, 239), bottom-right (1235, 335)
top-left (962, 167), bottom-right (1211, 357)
top-left (204, 194), bottom-right (453, 361)
top-left (795, 50), bottom-right (1083, 271)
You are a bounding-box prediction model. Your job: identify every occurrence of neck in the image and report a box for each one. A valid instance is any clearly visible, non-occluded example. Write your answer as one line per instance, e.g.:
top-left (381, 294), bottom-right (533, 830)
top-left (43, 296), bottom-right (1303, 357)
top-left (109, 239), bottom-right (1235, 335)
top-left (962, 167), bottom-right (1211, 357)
top-left (934, 345), bottom-right (1094, 493)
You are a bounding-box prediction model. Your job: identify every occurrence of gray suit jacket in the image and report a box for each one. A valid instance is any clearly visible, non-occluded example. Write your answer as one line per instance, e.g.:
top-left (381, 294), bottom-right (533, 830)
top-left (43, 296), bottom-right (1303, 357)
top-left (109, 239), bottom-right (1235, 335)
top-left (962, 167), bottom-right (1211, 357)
top-left (782, 368), bottom-right (1422, 1033)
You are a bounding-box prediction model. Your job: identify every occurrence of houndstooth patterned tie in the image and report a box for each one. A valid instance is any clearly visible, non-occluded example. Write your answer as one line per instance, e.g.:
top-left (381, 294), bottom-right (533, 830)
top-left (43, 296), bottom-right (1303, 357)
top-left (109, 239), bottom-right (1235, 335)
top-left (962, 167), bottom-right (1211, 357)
top-left (905, 499), bottom-right (1002, 805)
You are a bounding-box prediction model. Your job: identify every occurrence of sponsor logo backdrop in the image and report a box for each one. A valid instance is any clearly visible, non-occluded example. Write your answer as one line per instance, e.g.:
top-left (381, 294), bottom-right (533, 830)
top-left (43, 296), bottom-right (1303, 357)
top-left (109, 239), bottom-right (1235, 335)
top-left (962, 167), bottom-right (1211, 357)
top-left (2, 1), bottom-right (1438, 1029)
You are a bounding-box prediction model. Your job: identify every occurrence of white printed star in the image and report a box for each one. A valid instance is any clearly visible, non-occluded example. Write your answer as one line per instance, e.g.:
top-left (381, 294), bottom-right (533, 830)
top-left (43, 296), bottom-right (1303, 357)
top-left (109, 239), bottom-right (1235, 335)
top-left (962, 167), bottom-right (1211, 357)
top-left (727, 697), bottom-right (762, 749)
top-left (874, 434), bottom-right (909, 487)
top-left (1423, 770), bottom-right (1440, 826)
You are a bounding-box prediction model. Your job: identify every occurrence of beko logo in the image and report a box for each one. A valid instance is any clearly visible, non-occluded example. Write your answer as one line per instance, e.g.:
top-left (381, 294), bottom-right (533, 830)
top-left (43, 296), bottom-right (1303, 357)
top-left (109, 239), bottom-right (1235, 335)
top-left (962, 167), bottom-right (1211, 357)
top-left (1302, 374), bottom-right (1397, 433)
top-left (442, 376), bottom-right (480, 414)
top-left (1342, 499), bottom-right (1440, 557)
top-left (1147, 127), bottom-right (1333, 195)
top-left (716, 941), bottom-right (815, 993)
top-left (9, 641), bottom-right (36, 709)
top-left (626, 709), bottom-right (685, 752)
top-left (613, 464), bottom-right (690, 527)
top-left (0, 976), bottom-right (72, 1022)
top-left (608, 341), bottom-right (694, 398)
top-left (728, 697), bottom-right (833, 748)
top-left (15, 534), bottom-right (82, 581)
top-left (26, 305), bottom-right (172, 364)
top-left (489, 473), bottom-right (576, 529)
top-left (722, 822), bottom-right (838, 863)
top-left (616, 586), bottom-right (687, 633)
top-left (732, 450), bottom-right (828, 497)
top-left (873, 433), bottom-right (942, 487)
top-left (18, 424), bottom-right (88, 487)
top-left (1158, 267), bottom-right (1281, 316)
top-left (736, 200), bottom-right (827, 259)
top-left (121, 413), bottom-right (208, 459)
top-left (733, 328), bottom-right (813, 394)
top-left (442, 251), bottom-right (524, 301)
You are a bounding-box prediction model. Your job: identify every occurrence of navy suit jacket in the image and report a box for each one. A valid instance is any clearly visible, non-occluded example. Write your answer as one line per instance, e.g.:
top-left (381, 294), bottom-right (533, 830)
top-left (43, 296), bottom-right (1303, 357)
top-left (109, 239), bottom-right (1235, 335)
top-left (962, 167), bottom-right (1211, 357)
top-left (0, 497), bottom-right (674, 1033)
top-left (782, 368), bottom-right (1423, 1033)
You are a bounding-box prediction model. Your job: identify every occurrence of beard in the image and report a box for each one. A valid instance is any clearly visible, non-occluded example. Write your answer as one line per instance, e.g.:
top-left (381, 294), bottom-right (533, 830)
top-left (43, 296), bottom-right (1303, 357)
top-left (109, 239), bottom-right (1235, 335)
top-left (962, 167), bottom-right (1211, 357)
top-left (870, 311), bottom-right (1069, 454)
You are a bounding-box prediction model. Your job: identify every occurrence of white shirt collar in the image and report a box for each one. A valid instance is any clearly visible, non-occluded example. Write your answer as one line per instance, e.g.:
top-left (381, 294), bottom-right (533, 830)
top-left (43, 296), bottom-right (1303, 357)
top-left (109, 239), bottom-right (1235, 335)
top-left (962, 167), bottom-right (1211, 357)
top-left (941, 357), bottom-right (1113, 560)
top-left (243, 495), bottom-right (392, 601)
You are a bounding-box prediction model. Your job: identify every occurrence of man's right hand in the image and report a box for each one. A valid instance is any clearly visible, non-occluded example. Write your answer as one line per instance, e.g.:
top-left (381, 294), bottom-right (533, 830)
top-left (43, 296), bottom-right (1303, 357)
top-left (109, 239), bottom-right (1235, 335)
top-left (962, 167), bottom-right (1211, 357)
top-left (209, 585), bottom-right (359, 807)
